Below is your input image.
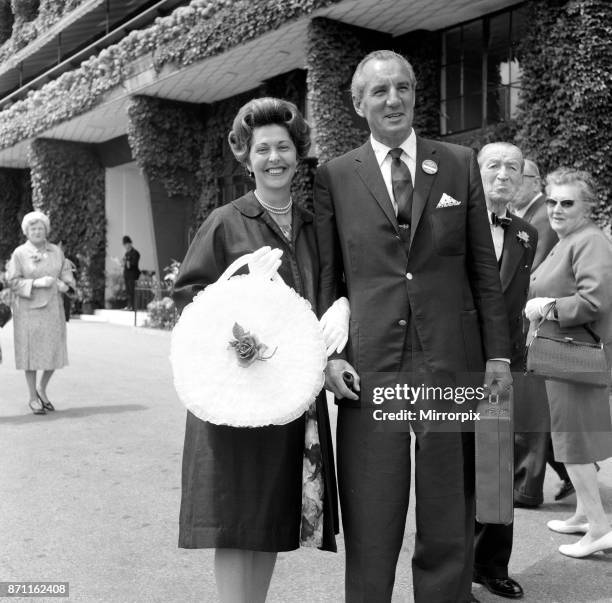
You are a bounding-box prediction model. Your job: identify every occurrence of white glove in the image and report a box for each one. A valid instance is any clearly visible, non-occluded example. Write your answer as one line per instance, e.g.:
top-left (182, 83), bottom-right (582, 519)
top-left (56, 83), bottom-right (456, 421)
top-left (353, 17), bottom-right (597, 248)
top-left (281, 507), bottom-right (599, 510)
top-left (320, 297), bottom-right (350, 356)
top-left (33, 276), bottom-right (55, 288)
top-left (525, 297), bottom-right (556, 321)
top-left (248, 246), bottom-right (283, 280)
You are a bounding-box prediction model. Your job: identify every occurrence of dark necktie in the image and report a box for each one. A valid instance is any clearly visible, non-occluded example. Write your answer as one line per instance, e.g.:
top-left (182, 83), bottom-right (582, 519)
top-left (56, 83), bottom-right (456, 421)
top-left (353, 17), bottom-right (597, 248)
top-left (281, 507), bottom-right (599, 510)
top-left (389, 148), bottom-right (413, 225)
top-left (490, 213), bottom-right (512, 229)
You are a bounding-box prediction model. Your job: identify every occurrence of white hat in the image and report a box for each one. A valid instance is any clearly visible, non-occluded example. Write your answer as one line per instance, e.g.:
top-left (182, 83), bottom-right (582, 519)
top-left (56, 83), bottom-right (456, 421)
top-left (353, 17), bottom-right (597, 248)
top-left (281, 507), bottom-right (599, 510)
top-left (21, 210), bottom-right (50, 236)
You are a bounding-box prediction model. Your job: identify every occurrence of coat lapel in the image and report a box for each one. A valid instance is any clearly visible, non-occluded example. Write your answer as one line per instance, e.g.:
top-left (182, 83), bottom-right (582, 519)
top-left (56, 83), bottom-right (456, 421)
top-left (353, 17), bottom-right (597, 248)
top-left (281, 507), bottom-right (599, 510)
top-left (522, 193), bottom-right (545, 223)
top-left (499, 215), bottom-right (524, 291)
top-left (410, 137), bottom-right (438, 247)
top-left (354, 141), bottom-right (399, 233)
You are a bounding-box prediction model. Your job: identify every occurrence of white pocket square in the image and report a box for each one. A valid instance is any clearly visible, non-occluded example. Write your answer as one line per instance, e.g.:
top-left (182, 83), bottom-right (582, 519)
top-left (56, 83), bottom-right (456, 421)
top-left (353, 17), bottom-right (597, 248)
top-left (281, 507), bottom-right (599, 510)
top-left (436, 193), bottom-right (461, 208)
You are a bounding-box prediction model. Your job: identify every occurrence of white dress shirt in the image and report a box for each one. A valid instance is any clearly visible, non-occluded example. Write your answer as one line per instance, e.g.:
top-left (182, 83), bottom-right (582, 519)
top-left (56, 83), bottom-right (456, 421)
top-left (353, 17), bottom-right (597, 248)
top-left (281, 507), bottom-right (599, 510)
top-left (370, 130), bottom-right (416, 215)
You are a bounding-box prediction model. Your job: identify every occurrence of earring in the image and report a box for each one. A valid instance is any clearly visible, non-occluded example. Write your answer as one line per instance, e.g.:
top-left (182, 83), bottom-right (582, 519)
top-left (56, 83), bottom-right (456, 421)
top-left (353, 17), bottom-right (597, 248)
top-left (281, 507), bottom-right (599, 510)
top-left (246, 167), bottom-right (254, 179)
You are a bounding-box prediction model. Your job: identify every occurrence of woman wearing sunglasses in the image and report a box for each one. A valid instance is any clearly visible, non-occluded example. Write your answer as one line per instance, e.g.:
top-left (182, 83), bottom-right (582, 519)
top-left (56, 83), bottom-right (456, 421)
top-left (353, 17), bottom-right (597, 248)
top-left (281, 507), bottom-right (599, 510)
top-left (525, 168), bottom-right (612, 557)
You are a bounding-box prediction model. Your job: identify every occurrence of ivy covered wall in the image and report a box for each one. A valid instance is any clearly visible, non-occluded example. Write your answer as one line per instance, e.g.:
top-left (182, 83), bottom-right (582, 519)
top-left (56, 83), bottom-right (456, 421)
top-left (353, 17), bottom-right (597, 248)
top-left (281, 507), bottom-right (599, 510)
top-left (0, 0), bottom-right (85, 64)
top-left (127, 95), bottom-right (206, 201)
top-left (306, 18), bottom-right (377, 164)
top-left (127, 71), bottom-right (311, 229)
top-left (395, 30), bottom-right (441, 139)
top-left (0, 168), bottom-right (31, 263)
top-left (29, 138), bottom-right (106, 307)
top-left (516, 0), bottom-right (612, 223)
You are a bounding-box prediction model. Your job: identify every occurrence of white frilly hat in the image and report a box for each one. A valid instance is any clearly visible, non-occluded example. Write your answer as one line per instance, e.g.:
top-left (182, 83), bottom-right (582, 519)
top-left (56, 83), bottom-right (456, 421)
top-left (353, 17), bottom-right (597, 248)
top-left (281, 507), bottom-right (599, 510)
top-left (21, 210), bottom-right (50, 236)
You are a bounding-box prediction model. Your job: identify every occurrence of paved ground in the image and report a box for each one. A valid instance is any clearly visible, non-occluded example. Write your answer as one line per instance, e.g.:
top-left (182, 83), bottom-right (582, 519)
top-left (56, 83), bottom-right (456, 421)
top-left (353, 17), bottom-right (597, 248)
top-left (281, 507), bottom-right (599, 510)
top-left (1, 320), bottom-right (611, 603)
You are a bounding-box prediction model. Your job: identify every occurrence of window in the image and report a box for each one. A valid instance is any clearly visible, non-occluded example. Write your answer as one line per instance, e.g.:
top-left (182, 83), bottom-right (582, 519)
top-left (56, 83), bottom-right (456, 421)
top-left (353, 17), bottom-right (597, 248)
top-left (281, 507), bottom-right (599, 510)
top-left (440, 3), bottom-right (528, 135)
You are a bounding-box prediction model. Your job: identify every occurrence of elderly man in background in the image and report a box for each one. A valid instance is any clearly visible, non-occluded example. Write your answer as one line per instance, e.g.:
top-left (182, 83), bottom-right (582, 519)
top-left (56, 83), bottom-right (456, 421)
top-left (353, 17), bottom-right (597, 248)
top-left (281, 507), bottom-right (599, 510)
top-left (510, 159), bottom-right (572, 506)
top-left (473, 143), bottom-right (538, 600)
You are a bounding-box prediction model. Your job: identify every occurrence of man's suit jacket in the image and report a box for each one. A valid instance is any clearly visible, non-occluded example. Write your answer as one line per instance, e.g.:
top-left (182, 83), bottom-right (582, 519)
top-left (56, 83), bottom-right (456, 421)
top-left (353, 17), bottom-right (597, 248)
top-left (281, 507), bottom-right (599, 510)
top-left (498, 214), bottom-right (538, 367)
top-left (521, 193), bottom-right (557, 271)
top-left (315, 137), bottom-right (510, 390)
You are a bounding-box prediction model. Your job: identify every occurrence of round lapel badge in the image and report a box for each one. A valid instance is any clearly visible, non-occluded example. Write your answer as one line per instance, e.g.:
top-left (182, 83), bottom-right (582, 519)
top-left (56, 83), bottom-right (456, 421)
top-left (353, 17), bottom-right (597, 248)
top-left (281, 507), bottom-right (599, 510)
top-left (421, 159), bottom-right (438, 175)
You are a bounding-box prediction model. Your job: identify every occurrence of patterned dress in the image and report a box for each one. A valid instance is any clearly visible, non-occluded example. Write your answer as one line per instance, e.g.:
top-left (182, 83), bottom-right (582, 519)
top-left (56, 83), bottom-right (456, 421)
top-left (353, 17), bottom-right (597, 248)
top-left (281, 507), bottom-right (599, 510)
top-left (8, 241), bottom-right (75, 370)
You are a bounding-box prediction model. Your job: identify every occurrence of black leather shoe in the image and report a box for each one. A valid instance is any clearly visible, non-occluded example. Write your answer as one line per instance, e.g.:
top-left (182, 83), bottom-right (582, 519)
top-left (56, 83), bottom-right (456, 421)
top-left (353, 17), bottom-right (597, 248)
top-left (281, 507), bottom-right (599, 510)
top-left (554, 479), bottom-right (575, 501)
top-left (474, 575), bottom-right (524, 599)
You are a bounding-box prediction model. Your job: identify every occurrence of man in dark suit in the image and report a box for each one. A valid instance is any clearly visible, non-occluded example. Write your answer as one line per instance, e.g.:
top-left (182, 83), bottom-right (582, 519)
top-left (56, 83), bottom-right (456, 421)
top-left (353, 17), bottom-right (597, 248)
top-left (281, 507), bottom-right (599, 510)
top-left (510, 160), bottom-right (572, 506)
top-left (122, 235), bottom-right (141, 310)
top-left (473, 143), bottom-right (537, 600)
top-left (314, 50), bottom-right (512, 603)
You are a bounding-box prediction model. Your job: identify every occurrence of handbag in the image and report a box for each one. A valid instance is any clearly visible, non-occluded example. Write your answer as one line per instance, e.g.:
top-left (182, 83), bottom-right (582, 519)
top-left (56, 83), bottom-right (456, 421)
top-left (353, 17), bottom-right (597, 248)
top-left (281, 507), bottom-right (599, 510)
top-left (170, 254), bottom-right (326, 427)
top-left (0, 301), bottom-right (11, 328)
top-left (525, 302), bottom-right (609, 387)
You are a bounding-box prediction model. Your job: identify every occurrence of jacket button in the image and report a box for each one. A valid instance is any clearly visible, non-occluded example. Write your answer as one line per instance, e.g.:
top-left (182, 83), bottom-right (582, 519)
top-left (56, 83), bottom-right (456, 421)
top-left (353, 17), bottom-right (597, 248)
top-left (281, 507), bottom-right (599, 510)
top-left (398, 319), bottom-right (407, 327)
top-left (406, 272), bottom-right (413, 280)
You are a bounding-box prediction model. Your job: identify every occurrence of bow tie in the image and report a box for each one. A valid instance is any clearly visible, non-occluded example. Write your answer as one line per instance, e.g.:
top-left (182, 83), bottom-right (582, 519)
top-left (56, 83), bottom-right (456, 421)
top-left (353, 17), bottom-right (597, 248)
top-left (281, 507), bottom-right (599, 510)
top-left (490, 213), bottom-right (512, 229)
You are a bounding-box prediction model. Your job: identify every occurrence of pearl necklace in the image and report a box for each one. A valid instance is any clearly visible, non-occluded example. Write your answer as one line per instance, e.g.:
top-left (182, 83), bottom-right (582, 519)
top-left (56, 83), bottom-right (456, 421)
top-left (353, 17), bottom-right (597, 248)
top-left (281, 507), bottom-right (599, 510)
top-left (254, 190), bottom-right (292, 215)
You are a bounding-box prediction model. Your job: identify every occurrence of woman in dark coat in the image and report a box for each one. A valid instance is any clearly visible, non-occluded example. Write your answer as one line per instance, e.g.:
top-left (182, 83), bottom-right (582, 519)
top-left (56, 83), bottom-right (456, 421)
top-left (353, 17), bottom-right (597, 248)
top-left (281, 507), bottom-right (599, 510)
top-left (173, 97), bottom-right (339, 602)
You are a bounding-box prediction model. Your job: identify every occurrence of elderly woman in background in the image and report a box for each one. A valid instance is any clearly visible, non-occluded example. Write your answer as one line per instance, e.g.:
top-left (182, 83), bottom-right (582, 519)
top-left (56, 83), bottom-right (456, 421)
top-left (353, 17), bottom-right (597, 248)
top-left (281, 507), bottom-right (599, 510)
top-left (7, 211), bottom-right (75, 415)
top-left (526, 168), bottom-right (612, 557)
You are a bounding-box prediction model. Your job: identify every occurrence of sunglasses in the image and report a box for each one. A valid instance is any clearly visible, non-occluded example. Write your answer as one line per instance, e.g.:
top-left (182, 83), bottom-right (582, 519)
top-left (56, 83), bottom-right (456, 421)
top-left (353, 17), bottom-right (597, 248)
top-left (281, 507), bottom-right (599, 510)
top-left (546, 198), bottom-right (575, 209)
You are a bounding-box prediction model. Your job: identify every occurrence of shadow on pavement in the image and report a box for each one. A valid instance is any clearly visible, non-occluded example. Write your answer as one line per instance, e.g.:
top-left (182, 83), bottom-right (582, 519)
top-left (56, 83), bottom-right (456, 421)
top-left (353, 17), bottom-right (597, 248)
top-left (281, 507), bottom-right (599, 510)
top-left (0, 404), bottom-right (148, 424)
top-left (511, 552), bottom-right (612, 603)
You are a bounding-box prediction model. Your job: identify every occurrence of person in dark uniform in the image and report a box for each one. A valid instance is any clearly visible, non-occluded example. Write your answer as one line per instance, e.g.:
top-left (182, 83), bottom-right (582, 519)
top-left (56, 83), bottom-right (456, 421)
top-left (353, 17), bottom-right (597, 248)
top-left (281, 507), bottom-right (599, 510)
top-left (122, 235), bottom-right (140, 310)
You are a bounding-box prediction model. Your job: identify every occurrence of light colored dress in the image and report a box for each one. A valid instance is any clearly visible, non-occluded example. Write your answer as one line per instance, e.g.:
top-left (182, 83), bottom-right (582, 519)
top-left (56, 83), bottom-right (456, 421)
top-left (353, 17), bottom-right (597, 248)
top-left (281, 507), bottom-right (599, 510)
top-left (7, 241), bottom-right (75, 370)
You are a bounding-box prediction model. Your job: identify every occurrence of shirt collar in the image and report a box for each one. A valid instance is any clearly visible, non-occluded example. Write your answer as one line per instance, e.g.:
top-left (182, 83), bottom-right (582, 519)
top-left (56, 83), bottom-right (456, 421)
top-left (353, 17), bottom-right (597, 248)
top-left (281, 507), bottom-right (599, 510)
top-left (24, 240), bottom-right (52, 253)
top-left (370, 129), bottom-right (416, 167)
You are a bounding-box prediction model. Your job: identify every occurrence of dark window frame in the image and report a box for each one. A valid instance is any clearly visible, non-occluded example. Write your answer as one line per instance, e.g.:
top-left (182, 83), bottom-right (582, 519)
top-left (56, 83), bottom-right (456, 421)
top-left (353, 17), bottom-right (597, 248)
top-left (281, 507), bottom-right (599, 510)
top-left (440, 1), bottom-right (527, 136)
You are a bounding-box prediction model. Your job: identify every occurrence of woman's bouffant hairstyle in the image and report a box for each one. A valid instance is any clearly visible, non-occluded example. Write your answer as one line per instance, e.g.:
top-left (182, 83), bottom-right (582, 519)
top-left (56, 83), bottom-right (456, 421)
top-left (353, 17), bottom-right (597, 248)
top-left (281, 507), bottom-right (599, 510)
top-left (228, 97), bottom-right (311, 165)
top-left (545, 167), bottom-right (597, 207)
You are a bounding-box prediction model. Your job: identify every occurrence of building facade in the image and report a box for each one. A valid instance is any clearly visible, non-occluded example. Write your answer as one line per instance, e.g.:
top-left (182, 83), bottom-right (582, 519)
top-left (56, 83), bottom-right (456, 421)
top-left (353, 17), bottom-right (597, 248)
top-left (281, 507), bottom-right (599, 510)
top-left (0, 0), bottom-right (609, 308)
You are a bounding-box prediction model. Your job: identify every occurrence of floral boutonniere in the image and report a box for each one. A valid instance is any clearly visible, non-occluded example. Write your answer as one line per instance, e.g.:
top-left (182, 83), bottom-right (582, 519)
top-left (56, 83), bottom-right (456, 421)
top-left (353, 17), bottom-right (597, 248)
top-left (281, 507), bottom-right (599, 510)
top-left (516, 230), bottom-right (531, 249)
top-left (228, 322), bottom-right (276, 367)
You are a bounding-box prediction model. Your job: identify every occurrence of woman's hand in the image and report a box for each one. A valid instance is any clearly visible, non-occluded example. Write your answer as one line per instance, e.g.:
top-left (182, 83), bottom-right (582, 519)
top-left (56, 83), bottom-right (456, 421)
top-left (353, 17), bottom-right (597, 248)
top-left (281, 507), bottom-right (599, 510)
top-left (320, 297), bottom-right (350, 356)
top-left (248, 246), bottom-right (283, 280)
top-left (33, 276), bottom-right (55, 288)
top-left (56, 280), bottom-right (69, 293)
top-left (525, 297), bottom-right (556, 321)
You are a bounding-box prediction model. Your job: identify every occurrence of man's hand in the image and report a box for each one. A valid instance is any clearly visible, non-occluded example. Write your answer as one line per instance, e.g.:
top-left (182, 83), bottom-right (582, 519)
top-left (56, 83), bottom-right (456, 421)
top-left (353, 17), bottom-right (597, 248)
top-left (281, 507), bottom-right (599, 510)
top-left (324, 358), bottom-right (360, 400)
top-left (57, 280), bottom-right (69, 293)
top-left (483, 359), bottom-right (513, 398)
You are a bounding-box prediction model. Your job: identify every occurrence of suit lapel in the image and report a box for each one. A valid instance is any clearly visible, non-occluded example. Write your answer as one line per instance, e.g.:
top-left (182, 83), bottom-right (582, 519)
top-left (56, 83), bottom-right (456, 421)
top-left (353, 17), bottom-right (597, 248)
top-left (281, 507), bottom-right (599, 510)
top-left (522, 193), bottom-right (544, 223)
top-left (354, 142), bottom-right (398, 233)
top-left (410, 137), bottom-right (438, 247)
top-left (499, 215), bottom-right (523, 291)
